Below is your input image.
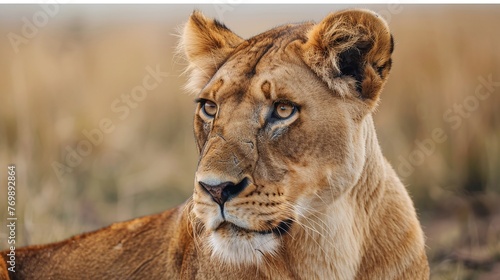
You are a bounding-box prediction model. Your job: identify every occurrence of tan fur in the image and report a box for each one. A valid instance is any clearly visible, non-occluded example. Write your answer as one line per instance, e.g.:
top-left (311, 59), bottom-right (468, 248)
top-left (0, 257), bottom-right (7, 280)
top-left (1, 9), bottom-right (429, 279)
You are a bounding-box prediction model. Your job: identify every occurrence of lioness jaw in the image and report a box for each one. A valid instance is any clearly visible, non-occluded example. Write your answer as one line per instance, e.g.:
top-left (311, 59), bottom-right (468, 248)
top-left (1, 9), bottom-right (429, 280)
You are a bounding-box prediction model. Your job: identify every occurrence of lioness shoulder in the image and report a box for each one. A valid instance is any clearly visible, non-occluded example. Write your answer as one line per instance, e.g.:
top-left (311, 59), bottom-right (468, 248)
top-left (1, 9), bottom-right (429, 280)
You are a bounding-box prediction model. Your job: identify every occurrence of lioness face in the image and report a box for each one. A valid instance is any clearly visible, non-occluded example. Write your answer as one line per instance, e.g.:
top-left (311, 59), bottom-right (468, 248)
top-left (182, 10), bottom-right (393, 265)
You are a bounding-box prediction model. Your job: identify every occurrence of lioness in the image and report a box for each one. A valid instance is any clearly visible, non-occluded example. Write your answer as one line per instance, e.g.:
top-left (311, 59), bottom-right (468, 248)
top-left (1, 9), bottom-right (429, 280)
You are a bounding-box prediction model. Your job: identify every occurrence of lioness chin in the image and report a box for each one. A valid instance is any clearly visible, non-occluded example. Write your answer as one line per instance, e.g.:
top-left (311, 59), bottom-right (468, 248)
top-left (1, 9), bottom-right (429, 280)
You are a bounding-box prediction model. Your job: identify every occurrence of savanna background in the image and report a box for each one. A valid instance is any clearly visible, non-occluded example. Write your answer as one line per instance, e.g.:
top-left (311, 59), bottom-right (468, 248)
top-left (0, 4), bottom-right (499, 279)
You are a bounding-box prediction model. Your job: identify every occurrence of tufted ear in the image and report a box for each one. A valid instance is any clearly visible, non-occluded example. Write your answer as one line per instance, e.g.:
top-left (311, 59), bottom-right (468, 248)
top-left (302, 9), bottom-right (394, 106)
top-left (179, 11), bottom-right (244, 94)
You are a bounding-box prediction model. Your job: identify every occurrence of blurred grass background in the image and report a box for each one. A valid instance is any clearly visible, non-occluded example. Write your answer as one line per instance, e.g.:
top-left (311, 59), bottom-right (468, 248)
top-left (0, 4), bottom-right (499, 279)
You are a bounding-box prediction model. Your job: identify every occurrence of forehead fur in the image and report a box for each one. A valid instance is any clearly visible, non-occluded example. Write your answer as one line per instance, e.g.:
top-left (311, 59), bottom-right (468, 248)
top-left (221, 23), bottom-right (313, 75)
top-left (198, 23), bottom-right (314, 101)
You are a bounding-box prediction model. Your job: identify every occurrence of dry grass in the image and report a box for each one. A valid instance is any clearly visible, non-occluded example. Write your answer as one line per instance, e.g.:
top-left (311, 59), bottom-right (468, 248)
top-left (0, 5), bottom-right (499, 279)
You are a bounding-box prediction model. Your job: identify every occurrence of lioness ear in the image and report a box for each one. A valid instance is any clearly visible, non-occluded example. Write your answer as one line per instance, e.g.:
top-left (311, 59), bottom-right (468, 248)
top-left (302, 9), bottom-right (394, 105)
top-left (179, 11), bottom-right (244, 94)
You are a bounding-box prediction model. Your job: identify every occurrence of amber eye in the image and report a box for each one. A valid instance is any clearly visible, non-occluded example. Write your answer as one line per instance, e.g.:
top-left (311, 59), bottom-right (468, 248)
top-left (273, 102), bottom-right (296, 119)
top-left (201, 100), bottom-right (217, 117)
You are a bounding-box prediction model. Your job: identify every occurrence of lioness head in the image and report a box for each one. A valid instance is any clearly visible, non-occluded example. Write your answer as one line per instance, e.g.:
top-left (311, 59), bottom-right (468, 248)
top-left (180, 9), bottom-right (394, 265)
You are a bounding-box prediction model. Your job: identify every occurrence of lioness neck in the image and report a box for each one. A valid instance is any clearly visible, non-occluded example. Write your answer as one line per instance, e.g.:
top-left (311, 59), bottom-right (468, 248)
top-left (261, 116), bottom-right (426, 279)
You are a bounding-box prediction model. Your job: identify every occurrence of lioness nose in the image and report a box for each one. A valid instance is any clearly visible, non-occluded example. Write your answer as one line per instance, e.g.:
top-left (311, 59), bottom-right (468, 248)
top-left (199, 178), bottom-right (248, 205)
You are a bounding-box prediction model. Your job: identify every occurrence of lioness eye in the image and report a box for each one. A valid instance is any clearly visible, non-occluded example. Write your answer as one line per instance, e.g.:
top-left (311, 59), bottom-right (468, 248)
top-left (202, 101), bottom-right (217, 117)
top-left (273, 102), bottom-right (296, 119)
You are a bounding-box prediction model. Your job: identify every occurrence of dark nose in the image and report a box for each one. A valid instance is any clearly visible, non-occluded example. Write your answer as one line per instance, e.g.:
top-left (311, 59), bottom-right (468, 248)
top-left (199, 178), bottom-right (248, 205)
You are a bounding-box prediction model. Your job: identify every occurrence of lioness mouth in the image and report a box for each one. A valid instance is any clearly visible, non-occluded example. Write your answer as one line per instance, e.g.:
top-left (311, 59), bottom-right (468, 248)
top-left (217, 219), bottom-right (293, 236)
